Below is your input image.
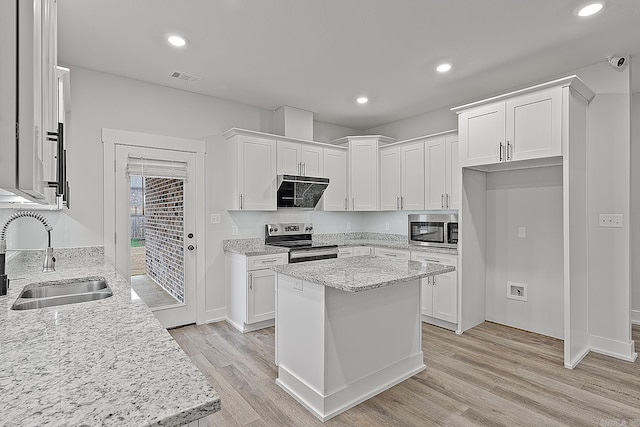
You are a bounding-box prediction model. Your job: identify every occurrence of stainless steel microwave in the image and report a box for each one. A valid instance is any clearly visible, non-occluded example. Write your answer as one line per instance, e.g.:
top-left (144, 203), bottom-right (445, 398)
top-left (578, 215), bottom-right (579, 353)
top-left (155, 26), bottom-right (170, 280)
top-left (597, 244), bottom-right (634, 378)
top-left (408, 213), bottom-right (458, 248)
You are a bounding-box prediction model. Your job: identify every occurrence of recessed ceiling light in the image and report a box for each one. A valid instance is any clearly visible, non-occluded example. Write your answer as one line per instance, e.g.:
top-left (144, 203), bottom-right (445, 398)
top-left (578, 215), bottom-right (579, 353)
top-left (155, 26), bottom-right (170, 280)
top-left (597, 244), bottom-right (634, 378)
top-left (577, 2), bottom-right (604, 17)
top-left (167, 34), bottom-right (188, 47)
top-left (356, 97), bottom-right (369, 104)
top-left (436, 63), bottom-right (452, 73)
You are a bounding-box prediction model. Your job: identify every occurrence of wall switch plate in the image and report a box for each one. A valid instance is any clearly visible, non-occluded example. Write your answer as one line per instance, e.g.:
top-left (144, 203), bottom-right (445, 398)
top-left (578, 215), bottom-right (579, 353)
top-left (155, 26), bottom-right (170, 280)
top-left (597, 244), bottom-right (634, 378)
top-left (598, 214), bottom-right (623, 228)
top-left (231, 226), bottom-right (238, 236)
top-left (507, 282), bottom-right (527, 301)
top-left (385, 223), bottom-right (390, 231)
top-left (518, 227), bottom-right (526, 238)
top-left (210, 214), bottom-right (221, 224)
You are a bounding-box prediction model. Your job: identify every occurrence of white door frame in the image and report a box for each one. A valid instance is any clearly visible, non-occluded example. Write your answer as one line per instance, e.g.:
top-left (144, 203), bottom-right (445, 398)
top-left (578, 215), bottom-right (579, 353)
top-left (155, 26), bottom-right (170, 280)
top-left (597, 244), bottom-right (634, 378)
top-left (102, 128), bottom-right (206, 326)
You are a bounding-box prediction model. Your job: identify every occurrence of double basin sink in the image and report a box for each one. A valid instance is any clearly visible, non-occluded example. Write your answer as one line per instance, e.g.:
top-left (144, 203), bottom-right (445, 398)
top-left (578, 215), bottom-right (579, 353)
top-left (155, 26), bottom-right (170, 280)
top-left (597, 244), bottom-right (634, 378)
top-left (11, 277), bottom-right (113, 310)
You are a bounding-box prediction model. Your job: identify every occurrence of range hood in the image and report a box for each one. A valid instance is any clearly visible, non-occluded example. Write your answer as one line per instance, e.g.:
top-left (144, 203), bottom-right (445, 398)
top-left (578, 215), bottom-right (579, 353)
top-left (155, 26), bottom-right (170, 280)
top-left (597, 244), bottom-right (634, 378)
top-left (276, 175), bottom-right (329, 209)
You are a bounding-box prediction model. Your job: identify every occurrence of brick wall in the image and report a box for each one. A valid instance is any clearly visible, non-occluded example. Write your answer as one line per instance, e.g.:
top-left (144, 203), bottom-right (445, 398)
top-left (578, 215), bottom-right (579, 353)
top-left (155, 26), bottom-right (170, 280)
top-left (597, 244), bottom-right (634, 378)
top-left (144, 178), bottom-right (184, 303)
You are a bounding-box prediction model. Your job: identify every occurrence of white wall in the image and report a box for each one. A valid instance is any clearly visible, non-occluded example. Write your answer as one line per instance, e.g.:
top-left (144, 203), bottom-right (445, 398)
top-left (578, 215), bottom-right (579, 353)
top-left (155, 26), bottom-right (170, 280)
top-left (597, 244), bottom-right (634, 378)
top-left (363, 107), bottom-right (457, 141)
top-left (484, 167), bottom-right (564, 339)
top-left (314, 121), bottom-right (362, 143)
top-left (632, 92), bottom-right (640, 323)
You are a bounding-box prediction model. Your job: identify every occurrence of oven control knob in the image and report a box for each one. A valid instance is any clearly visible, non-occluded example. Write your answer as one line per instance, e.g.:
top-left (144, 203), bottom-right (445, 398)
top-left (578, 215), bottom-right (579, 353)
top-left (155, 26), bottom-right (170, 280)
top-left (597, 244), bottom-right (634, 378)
top-left (274, 228), bottom-right (278, 232)
top-left (306, 226), bottom-right (313, 231)
top-left (269, 228), bottom-right (274, 233)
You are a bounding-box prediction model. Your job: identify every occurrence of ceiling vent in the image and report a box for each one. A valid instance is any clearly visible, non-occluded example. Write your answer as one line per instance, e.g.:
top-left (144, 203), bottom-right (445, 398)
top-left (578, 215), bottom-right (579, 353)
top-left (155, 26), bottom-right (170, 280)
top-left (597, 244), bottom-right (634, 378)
top-left (169, 70), bottom-right (202, 84)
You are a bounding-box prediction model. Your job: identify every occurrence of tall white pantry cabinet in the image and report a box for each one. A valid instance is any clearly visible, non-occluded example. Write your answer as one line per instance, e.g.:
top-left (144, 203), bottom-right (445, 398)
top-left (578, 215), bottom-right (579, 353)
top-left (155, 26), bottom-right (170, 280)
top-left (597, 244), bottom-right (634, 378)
top-left (453, 75), bottom-right (638, 369)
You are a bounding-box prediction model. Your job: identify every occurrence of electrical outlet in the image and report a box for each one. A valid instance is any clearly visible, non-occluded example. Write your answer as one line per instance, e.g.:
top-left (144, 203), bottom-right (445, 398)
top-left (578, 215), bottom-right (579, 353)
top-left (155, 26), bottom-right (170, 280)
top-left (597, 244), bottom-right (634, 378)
top-left (385, 223), bottom-right (390, 231)
top-left (210, 214), bottom-right (221, 224)
top-left (599, 214), bottom-right (623, 228)
top-left (231, 226), bottom-right (238, 236)
top-left (518, 227), bottom-right (526, 238)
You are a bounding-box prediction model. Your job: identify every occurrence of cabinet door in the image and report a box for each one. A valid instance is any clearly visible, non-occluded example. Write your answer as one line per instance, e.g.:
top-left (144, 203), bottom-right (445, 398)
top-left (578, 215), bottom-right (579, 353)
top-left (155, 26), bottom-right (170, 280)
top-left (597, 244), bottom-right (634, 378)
top-left (301, 144), bottom-right (323, 177)
top-left (421, 278), bottom-right (434, 317)
top-left (322, 147), bottom-right (348, 211)
top-left (276, 141), bottom-right (301, 175)
top-left (379, 146), bottom-right (401, 211)
top-left (238, 136), bottom-right (276, 210)
top-left (401, 142), bottom-right (425, 210)
top-left (432, 271), bottom-right (458, 323)
top-left (247, 269), bottom-right (275, 324)
top-left (350, 140), bottom-right (378, 211)
top-left (459, 101), bottom-right (505, 167)
top-left (506, 87), bottom-right (562, 162)
top-left (445, 135), bottom-right (461, 210)
top-left (425, 137), bottom-right (447, 210)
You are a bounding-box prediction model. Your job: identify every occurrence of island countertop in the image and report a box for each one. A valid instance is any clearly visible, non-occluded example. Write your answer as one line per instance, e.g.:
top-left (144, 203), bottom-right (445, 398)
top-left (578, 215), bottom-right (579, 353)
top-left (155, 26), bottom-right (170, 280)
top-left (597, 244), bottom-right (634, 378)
top-left (0, 247), bottom-right (220, 426)
top-left (272, 255), bottom-right (454, 292)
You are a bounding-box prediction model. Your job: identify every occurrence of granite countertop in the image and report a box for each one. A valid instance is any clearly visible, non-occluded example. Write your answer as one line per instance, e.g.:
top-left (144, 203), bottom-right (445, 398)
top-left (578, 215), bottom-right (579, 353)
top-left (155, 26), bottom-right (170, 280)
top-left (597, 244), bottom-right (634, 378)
top-left (271, 255), bottom-right (455, 292)
top-left (0, 247), bottom-right (220, 426)
top-left (223, 234), bottom-right (458, 256)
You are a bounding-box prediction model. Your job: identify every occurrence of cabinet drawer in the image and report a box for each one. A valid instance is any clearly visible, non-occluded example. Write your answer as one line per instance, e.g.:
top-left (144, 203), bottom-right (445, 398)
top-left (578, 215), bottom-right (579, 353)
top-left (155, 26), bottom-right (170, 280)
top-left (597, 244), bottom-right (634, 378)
top-left (337, 247), bottom-right (353, 258)
top-left (247, 253), bottom-right (288, 270)
top-left (410, 251), bottom-right (457, 266)
top-left (374, 247), bottom-right (410, 259)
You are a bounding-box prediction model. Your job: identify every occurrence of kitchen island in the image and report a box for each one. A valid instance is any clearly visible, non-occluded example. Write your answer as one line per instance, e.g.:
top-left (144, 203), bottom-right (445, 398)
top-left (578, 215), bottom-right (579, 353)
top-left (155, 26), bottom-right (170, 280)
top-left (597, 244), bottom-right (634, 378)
top-left (0, 247), bottom-right (220, 426)
top-left (272, 255), bottom-right (454, 421)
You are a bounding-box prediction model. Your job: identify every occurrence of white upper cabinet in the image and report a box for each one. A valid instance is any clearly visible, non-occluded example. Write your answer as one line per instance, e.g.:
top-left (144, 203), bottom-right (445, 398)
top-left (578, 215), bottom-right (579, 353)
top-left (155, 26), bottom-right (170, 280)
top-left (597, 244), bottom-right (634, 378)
top-left (379, 146), bottom-right (401, 210)
top-left (226, 132), bottom-right (277, 211)
top-left (322, 147), bottom-right (348, 211)
top-left (425, 137), bottom-right (447, 209)
top-left (276, 141), bottom-right (324, 177)
top-left (379, 140), bottom-right (423, 211)
top-left (445, 135), bottom-right (461, 210)
top-left (454, 77), bottom-right (593, 170)
top-left (1, 0), bottom-right (59, 204)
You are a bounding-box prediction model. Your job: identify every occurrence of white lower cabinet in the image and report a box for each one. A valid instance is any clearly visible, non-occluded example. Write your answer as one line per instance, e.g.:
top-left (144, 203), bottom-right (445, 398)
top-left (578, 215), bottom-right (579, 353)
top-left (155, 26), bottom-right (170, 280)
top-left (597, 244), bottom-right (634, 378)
top-left (374, 247), bottom-right (410, 259)
top-left (225, 252), bottom-right (288, 332)
top-left (337, 247), bottom-right (353, 258)
top-left (352, 246), bottom-right (372, 256)
top-left (411, 252), bottom-right (458, 325)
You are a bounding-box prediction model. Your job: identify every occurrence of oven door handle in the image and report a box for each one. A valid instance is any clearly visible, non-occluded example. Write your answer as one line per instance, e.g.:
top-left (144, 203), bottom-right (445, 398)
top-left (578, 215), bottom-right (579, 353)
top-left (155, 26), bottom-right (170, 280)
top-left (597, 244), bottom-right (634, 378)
top-left (289, 248), bottom-right (339, 260)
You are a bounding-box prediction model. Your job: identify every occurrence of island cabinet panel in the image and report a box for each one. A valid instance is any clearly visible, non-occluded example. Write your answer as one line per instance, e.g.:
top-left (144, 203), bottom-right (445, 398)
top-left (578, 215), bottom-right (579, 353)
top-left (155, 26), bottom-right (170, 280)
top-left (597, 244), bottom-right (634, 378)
top-left (275, 274), bottom-right (424, 422)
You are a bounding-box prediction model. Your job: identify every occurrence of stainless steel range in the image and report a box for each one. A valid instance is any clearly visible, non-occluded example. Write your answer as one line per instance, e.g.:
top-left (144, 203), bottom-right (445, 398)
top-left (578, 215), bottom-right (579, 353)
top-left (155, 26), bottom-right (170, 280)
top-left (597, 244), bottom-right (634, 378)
top-left (265, 223), bottom-right (338, 263)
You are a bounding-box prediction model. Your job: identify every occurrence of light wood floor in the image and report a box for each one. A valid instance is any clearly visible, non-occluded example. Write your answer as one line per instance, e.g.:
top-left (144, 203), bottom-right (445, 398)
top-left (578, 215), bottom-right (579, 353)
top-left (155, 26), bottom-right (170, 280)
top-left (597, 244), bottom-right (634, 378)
top-left (170, 322), bottom-right (640, 426)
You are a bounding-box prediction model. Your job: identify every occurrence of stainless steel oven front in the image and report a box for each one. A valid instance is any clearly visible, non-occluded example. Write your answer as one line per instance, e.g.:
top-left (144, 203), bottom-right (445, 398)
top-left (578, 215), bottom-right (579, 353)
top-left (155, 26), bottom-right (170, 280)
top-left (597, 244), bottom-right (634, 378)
top-left (408, 213), bottom-right (458, 248)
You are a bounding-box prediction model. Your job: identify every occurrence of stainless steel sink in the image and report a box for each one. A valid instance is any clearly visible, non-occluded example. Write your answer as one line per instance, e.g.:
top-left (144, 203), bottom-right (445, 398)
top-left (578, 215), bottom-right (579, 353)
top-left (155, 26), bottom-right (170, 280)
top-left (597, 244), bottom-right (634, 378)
top-left (11, 277), bottom-right (113, 310)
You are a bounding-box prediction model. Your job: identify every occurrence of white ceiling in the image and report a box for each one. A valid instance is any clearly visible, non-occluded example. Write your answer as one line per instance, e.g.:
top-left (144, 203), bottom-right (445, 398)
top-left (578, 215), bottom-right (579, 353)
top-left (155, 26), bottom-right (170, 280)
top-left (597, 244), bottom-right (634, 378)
top-left (57, 0), bottom-right (640, 130)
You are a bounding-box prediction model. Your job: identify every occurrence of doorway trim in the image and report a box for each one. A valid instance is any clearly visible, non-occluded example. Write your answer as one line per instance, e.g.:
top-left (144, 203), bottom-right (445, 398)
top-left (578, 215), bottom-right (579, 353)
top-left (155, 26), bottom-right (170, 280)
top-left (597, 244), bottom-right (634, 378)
top-left (102, 128), bottom-right (206, 325)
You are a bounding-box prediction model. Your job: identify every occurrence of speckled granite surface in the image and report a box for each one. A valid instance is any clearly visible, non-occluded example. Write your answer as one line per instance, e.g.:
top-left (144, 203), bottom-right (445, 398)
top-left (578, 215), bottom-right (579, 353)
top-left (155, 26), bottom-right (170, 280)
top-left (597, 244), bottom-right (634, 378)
top-left (1, 247), bottom-right (220, 426)
top-left (223, 233), bottom-right (457, 256)
top-left (222, 238), bottom-right (289, 256)
top-left (272, 255), bottom-right (455, 292)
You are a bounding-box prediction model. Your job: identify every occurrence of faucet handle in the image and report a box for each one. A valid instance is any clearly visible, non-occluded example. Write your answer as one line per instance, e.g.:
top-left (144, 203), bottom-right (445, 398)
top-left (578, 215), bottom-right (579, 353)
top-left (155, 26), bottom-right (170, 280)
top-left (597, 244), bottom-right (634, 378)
top-left (43, 247), bottom-right (56, 272)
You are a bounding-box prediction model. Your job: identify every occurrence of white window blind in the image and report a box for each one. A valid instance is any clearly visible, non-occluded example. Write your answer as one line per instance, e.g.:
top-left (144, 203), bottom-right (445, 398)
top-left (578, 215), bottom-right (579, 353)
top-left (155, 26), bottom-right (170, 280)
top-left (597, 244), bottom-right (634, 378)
top-left (125, 156), bottom-right (188, 180)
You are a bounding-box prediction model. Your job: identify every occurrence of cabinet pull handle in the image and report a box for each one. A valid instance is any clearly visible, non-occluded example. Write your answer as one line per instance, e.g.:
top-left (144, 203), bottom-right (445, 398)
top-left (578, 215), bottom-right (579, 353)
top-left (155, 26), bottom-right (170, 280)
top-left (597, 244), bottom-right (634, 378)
top-left (386, 253), bottom-right (397, 257)
top-left (240, 194), bottom-right (243, 210)
top-left (262, 259), bottom-right (277, 264)
top-left (396, 196), bottom-right (400, 210)
top-left (446, 193), bottom-right (450, 209)
top-left (499, 142), bottom-right (504, 162)
top-left (249, 273), bottom-right (253, 290)
top-left (345, 198), bottom-right (348, 210)
top-left (441, 194), bottom-right (445, 209)
top-left (507, 141), bottom-right (512, 161)
top-left (303, 162), bottom-right (306, 176)
top-left (400, 196), bottom-right (404, 210)
top-left (352, 198), bottom-right (355, 210)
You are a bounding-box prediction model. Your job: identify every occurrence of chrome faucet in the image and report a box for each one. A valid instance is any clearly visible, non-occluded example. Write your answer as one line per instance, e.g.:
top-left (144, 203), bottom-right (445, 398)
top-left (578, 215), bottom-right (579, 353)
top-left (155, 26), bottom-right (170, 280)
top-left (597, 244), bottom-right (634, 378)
top-left (0, 211), bottom-right (55, 296)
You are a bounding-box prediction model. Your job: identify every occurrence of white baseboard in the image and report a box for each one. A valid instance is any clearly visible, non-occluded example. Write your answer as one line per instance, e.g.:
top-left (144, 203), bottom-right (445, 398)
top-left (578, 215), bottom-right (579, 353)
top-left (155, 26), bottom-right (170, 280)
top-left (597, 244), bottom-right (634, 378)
top-left (589, 334), bottom-right (638, 363)
top-left (277, 353), bottom-right (425, 422)
top-left (421, 315), bottom-right (457, 332)
top-left (225, 317), bottom-right (274, 333)
top-left (564, 346), bottom-right (590, 370)
top-left (631, 309), bottom-right (640, 325)
top-left (200, 307), bottom-right (226, 325)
